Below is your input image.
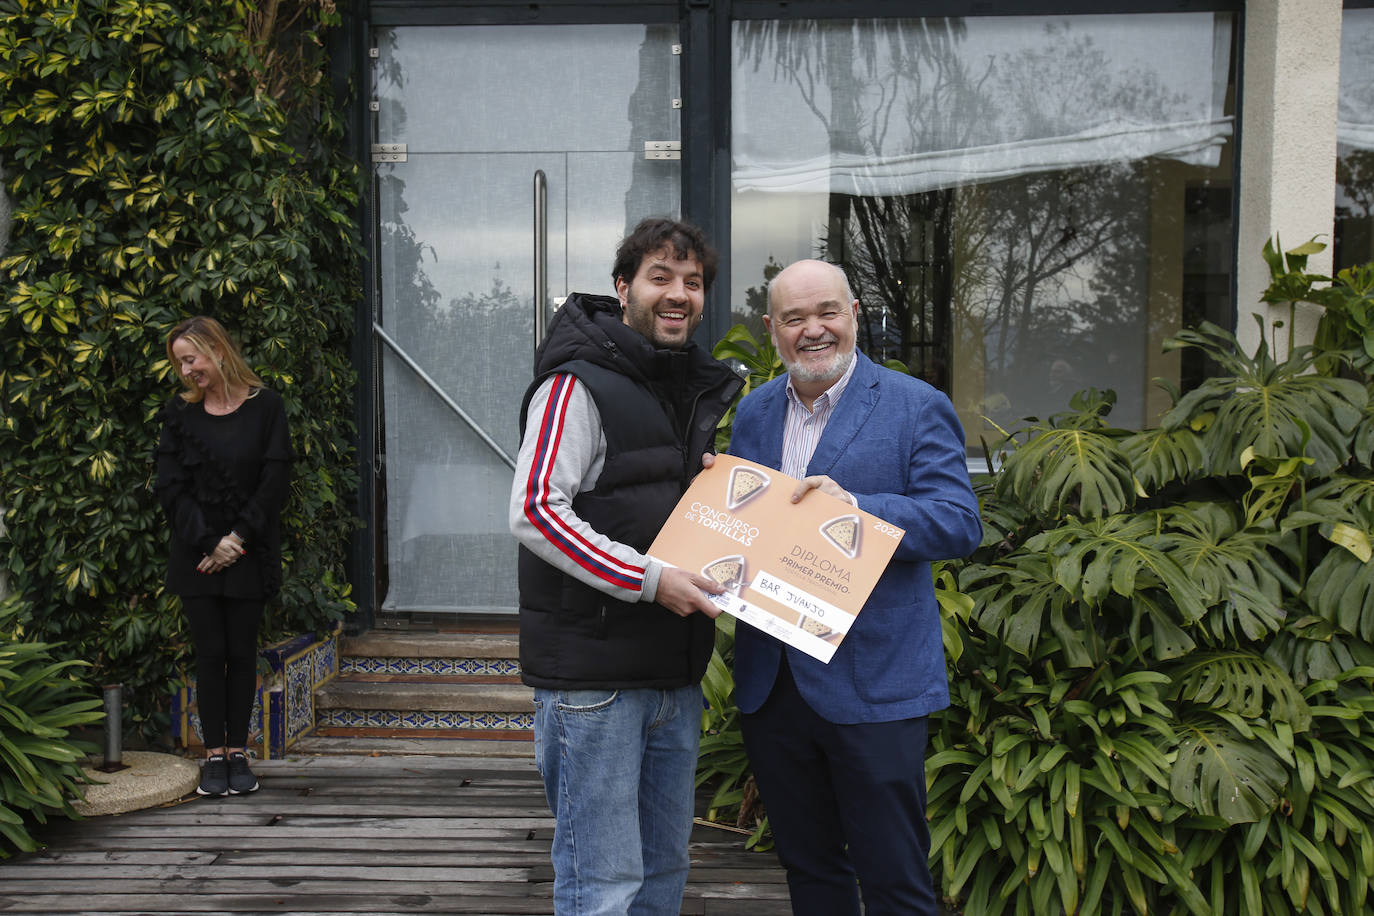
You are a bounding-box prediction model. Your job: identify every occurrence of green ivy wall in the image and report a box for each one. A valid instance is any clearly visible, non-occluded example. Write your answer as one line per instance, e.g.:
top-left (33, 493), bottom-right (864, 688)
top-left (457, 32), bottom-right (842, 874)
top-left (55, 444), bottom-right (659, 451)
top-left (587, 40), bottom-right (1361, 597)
top-left (0, 0), bottom-right (363, 738)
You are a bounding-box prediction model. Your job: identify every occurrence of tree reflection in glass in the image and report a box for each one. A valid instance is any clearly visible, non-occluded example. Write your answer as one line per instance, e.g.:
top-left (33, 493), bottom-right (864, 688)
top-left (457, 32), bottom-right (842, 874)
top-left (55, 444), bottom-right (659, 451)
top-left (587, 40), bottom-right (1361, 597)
top-left (731, 14), bottom-right (1236, 448)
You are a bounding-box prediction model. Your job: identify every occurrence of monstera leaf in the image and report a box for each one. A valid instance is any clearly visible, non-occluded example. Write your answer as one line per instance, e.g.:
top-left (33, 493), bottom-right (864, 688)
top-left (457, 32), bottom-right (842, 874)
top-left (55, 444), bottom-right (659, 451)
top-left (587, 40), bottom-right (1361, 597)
top-left (1265, 615), bottom-right (1374, 686)
top-left (1122, 425), bottom-right (1206, 494)
top-left (1304, 543), bottom-right (1374, 642)
top-left (995, 426), bottom-right (1135, 519)
top-left (711, 323), bottom-right (782, 385)
top-left (1129, 592), bottom-right (1198, 660)
top-left (1168, 651), bottom-right (1311, 731)
top-left (1355, 399), bottom-right (1374, 464)
top-left (1029, 514), bottom-right (1208, 623)
top-left (961, 558), bottom-right (1092, 665)
top-left (1281, 476), bottom-right (1374, 639)
top-left (1284, 474), bottom-right (1374, 533)
top-left (1162, 322), bottom-right (1368, 477)
top-left (1157, 502), bottom-right (1298, 641)
top-left (1170, 716), bottom-right (1289, 825)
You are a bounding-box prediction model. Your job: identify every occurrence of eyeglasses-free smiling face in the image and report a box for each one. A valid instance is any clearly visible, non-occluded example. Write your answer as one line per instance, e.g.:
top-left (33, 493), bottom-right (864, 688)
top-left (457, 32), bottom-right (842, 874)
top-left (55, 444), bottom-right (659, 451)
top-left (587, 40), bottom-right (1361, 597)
top-left (764, 260), bottom-right (859, 398)
top-left (616, 246), bottom-right (705, 350)
top-left (171, 336), bottom-right (223, 394)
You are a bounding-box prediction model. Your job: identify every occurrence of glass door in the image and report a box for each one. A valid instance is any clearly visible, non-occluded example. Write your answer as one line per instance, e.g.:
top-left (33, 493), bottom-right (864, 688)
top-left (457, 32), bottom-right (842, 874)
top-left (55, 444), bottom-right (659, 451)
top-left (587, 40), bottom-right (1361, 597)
top-left (372, 23), bottom-right (682, 615)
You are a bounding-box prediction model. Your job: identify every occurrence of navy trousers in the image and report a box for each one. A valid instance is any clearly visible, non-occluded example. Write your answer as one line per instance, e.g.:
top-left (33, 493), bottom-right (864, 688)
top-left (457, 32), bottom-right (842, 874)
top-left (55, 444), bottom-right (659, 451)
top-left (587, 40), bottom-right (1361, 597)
top-left (741, 658), bottom-right (937, 916)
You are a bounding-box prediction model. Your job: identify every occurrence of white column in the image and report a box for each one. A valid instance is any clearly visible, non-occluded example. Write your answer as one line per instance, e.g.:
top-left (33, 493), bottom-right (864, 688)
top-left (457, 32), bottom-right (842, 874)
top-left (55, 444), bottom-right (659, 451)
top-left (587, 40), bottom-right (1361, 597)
top-left (1236, 0), bottom-right (1343, 358)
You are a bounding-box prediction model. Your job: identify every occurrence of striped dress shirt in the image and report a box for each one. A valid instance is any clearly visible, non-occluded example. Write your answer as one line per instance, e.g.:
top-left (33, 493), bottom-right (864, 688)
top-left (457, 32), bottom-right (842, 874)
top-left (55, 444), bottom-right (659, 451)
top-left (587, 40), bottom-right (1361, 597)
top-left (779, 356), bottom-right (858, 479)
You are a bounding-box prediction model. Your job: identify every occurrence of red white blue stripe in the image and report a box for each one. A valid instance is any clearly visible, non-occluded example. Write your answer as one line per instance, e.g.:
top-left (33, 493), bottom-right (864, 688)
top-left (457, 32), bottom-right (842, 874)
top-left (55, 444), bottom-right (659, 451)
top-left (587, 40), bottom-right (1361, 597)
top-left (523, 374), bottom-right (645, 591)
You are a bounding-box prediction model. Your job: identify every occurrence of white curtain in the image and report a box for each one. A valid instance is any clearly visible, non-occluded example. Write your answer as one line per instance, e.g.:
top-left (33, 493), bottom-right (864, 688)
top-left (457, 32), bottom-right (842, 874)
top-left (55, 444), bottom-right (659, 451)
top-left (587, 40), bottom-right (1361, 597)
top-left (733, 14), bottom-right (1234, 195)
top-left (1340, 8), bottom-right (1374, 152)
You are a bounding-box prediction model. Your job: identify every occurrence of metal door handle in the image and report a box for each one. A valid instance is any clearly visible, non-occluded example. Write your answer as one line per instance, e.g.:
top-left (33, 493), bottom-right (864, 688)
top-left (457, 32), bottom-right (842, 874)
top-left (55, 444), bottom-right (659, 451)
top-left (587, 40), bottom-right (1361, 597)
top-left (533, 170), bottom-right (548, 356)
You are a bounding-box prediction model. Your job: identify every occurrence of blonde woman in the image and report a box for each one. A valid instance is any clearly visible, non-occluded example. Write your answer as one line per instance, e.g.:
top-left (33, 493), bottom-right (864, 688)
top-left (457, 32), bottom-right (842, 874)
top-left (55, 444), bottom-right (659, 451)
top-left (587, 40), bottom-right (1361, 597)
top-left (155, 316), bottom-right (292, 797)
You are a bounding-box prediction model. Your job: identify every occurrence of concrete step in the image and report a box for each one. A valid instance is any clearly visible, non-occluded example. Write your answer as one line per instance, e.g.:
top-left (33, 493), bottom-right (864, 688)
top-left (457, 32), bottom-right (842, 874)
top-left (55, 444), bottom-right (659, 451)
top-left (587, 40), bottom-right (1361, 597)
top-left (339, 631), bottom-right (522, 679)
top-left (317, 680), bottom-right (534, 713)
top-left (288, 735), bottom-right (535, 758)
top-left (341, 631), bottom-right (519, 659)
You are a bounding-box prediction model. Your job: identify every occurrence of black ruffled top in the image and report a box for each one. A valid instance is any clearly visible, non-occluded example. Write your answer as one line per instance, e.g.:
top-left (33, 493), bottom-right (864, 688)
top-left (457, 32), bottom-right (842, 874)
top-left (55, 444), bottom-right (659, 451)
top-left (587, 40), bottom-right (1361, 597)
top-left (154, 387), bottom-right (293, 599)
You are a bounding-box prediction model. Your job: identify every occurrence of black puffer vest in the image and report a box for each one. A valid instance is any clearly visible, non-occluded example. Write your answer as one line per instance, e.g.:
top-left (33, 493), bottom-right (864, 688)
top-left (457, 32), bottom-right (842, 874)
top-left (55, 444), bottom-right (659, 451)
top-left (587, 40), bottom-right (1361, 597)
top-left (516, 293), bottom-right (742, 689)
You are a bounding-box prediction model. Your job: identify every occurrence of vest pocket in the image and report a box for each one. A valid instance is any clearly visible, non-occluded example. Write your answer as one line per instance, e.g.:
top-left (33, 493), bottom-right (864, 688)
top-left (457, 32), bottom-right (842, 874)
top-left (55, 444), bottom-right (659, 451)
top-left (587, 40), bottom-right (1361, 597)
top-left (560, 576), bottom-right (611, 639)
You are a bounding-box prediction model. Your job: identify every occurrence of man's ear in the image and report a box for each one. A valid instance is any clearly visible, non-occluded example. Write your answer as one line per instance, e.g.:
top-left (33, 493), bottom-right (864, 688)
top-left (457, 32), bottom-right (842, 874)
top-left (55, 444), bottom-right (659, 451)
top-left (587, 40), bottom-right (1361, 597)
top-left (614, 276), bottom-right (630, 307)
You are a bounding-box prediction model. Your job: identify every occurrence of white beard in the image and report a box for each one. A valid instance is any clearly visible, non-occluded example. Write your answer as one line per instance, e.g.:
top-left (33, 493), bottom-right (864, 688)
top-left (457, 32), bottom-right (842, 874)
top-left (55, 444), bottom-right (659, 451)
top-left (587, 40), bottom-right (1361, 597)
top-left (783, 345), bottom-right (855, 386)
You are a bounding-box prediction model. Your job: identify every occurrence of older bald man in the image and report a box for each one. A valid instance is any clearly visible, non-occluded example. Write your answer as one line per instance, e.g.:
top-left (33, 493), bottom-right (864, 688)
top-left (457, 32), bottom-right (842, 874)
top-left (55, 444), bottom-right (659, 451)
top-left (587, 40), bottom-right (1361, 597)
top-left (726, 259), bottom-right (982, 916)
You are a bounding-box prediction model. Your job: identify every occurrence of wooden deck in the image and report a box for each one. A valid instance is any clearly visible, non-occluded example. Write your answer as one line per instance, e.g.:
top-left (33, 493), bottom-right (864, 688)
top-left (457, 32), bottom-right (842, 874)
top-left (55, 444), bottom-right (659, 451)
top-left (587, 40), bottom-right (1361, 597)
top-left (2, 755), bottom-right (789, 915)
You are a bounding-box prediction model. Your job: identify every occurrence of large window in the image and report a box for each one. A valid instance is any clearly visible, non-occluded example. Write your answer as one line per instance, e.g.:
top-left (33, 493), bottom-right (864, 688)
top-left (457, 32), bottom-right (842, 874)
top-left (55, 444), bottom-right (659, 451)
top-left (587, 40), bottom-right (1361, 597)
top-left (730, 13), bottom-right (1236, 449)
top-left (1337, 7), bottom-right (1374, 271)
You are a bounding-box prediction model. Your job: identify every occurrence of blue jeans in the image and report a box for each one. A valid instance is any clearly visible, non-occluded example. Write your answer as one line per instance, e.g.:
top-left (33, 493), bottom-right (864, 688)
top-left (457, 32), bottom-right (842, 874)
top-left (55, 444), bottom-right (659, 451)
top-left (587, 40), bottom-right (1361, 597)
top-left (533, 685), bottom-right (703, 916)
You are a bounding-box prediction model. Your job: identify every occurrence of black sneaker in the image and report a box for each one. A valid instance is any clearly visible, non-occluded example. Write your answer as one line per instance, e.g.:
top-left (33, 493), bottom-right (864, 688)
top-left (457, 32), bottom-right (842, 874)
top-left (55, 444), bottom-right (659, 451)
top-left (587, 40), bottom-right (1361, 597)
top-left (197, 754), bottom-right (228, 796)
top-left (226, 751), bottom-right (259, 795)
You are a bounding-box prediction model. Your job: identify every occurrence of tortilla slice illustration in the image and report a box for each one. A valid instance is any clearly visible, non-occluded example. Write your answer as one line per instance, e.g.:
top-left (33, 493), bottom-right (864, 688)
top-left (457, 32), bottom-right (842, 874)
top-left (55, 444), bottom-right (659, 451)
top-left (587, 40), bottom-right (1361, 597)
top-left (797, 614), bottom-right (842, 646)
top-left (701, 555), bottom-right (746, 593)
top-left (820, 514), bottom-right (861, 559)
top-left (726, 464), bottom-right (770, 510)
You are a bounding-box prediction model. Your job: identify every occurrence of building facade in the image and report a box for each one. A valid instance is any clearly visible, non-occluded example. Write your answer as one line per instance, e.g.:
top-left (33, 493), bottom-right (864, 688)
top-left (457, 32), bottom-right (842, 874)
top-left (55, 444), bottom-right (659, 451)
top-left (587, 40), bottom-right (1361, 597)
top-left (335, 0), bottom-right (1372, 625)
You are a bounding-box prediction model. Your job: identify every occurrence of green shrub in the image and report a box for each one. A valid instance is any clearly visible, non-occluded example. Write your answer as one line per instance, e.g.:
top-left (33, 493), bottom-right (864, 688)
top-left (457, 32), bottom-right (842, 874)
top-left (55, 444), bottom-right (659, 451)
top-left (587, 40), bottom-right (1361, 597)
top-left (0, 622), bottom-right (103, 858)
top-left (0, 0), bottom-right (362, 739)
top-left (930, 240), bottom-right (1374, 915)
top-left (699, 241), bottom-right (1374, 914)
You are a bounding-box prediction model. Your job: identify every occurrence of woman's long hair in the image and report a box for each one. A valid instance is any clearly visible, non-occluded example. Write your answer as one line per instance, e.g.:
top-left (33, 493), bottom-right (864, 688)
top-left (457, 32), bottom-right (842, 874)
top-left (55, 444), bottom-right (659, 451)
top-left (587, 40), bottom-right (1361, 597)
top-left (166, 316), bottom-right (263, 404)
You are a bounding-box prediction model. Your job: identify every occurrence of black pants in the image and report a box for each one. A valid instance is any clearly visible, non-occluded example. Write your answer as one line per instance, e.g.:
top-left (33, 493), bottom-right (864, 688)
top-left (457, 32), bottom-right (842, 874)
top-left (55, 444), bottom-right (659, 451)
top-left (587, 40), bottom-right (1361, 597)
top-left (182, 596), bottom-right (264, 749)
top-left (741, 659), bottom-right (936, 916)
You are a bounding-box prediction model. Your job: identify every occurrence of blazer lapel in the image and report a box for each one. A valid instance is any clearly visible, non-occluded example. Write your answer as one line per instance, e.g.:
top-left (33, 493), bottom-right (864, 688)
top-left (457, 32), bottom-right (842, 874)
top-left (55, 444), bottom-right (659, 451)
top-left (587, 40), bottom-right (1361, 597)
top-left (752, 380), bottom-right (789, 469)
top-left (807, 353), bottom-right (880, 477)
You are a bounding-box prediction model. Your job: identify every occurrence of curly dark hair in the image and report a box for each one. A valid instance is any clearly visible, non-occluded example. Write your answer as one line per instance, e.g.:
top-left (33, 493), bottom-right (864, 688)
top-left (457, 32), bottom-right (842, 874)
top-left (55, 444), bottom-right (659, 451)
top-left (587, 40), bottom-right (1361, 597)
top-left (611, 217), bottom-right (718, 291)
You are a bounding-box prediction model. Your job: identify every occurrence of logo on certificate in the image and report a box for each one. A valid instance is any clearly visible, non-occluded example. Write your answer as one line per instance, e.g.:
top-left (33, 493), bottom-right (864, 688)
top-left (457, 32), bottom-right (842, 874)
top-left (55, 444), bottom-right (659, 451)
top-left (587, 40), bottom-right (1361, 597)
top-left (726, 465), bottom-right (770, 510)
top-left (701, 555), bottom-right (746, 594)
top-left (819, 514), bottom-right (861, 559)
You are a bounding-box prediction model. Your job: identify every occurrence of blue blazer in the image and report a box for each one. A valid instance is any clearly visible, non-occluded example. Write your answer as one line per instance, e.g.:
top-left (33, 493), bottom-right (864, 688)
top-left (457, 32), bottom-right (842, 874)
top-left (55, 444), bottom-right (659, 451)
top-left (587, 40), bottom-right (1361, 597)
top-left (727, 353), bottom-right (983, 724)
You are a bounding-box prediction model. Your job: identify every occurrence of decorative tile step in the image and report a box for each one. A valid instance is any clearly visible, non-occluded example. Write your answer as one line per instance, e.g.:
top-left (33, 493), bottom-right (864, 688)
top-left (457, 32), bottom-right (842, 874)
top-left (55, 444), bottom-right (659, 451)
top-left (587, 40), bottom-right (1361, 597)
top-left (340, 655), bottom-right (522, 678)
top-left (316, 629), bottom-right (533, 755)
top-left (340, 671), bottom-right (524, 684)
top-left (316, 709), bottom-right (534, 732)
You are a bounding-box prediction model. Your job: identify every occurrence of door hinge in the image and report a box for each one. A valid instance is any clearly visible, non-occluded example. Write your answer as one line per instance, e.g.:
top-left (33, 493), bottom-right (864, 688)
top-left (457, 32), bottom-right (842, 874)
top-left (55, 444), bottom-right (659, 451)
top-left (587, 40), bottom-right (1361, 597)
top-left (644, 140), bottom-right (681, 161)
top-left (372, 143), bottom-right (407, 163)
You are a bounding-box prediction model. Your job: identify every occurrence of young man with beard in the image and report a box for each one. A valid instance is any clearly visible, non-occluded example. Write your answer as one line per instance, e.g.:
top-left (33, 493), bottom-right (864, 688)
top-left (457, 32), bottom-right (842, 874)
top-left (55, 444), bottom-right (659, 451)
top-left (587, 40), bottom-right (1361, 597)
top-left (509, 218), bottom-right (743, 915)
top-left (720, 258), bottom-right (983, 915)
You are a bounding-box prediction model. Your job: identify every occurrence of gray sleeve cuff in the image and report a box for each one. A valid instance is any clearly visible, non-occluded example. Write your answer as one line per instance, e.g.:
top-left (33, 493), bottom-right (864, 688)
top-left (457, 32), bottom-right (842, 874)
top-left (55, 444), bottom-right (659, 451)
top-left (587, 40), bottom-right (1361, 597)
top-left (640, 559), bottom-right (664, 603)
